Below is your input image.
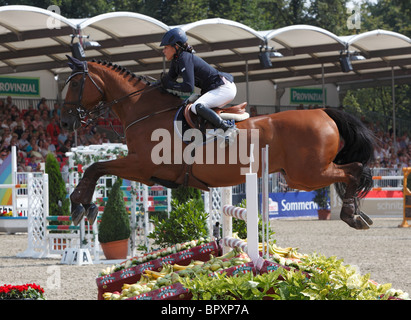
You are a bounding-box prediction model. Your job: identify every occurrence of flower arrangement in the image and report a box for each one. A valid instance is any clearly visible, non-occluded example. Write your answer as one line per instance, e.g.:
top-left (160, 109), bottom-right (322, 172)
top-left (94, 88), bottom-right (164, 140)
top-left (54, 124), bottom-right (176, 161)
top-left (0, 283), bottom-right (45, 300)
top-left (0, 210), bottom-right (13, 217)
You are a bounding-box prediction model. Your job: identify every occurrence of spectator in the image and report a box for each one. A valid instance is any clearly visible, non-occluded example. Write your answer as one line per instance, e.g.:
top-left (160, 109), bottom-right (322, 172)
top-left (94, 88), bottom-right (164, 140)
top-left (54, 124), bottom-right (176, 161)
top-left (57, 128), bottom-right (68, 150)
top-left (57, 139), bottom-right (71, 161)
top-left (37, 98), bottom-right (49, 112)
top-left (17, 131), bottom-right (30, 157)
top-left (14, 120), bottom-right (25, 138)
top-left (46, 135), bottom-right (57, 154)
top-left (0, 150), bottom-right (7, 165)
top-left (31, 114), bottom-right (42, 129)
top-left (250, 106), bottom-right (258, 117)
top-left (1, 127), bottom-right (12, 149)
top-left (29, 143), bottom-right (44, 164)
top-left (5, 96), bottom-right (13, 109)
top-left (38, 139), bottom-right (50, 158)
top-left (46, 116), bottom-right (60, 147)
top-left (50, 102), bottom-right (61, 118)
top-left (40, 111), bottom-right (49, 128)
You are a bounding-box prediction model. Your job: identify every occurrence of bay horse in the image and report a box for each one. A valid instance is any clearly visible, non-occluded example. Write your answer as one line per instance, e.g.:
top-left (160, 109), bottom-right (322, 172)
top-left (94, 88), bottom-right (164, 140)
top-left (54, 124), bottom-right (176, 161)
top-left (61, 56), bottom-right (377, 230)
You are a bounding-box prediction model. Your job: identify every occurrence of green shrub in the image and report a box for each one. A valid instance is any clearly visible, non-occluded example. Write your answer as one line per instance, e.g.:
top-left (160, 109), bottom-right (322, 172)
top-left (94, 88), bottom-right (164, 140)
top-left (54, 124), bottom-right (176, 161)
top-left (45, 153), bottom-right (70, 229)
top-left (98, 178), bottom-right (131, 243)
top-left (148, 198), bottom-right (209, 248)
top-left (171, 186), bottom-right (204, 210)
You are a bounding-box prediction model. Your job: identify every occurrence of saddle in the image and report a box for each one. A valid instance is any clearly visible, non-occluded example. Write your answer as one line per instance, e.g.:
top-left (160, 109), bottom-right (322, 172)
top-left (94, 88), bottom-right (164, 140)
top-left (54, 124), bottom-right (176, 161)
top-left (183, 102), bottom-right (249, 130)
top-left (172, 101), bottom-right (249, 191)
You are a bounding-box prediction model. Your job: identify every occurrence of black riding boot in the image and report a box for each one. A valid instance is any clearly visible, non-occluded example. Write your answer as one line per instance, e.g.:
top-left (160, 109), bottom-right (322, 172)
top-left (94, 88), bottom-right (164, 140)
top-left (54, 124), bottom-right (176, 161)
top-left (195, 104), bottom-right (238, 146)
top-left (195, 104), bottom-right (231, 130)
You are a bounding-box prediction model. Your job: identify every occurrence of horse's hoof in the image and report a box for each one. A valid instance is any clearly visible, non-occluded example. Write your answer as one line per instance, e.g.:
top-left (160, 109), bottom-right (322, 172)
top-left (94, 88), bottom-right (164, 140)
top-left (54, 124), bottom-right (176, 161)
top-left (71, 203), bottom-right (85, 226)
top-left (85, 203), bottom-right (99, 225)
top-left (341, 214), bottom-right (370, 230)
top-left (358, 211), bottom-right (373, 226)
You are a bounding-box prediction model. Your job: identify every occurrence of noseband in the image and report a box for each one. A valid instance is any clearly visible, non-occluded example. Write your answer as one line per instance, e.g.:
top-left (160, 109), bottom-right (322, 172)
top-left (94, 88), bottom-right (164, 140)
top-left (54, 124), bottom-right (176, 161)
top-left (63, 61), bottom-right (106, 126)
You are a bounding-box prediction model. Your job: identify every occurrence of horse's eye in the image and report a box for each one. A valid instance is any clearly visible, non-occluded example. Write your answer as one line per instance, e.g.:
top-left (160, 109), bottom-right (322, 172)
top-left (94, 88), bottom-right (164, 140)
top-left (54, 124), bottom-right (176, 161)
top-left (71, 81), bottom-right (79, 88)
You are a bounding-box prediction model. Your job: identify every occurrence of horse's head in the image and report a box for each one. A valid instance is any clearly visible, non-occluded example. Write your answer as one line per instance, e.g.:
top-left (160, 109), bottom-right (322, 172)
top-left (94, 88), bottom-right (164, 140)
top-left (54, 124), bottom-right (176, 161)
top-left (61, 56), bottom-right (105, 131)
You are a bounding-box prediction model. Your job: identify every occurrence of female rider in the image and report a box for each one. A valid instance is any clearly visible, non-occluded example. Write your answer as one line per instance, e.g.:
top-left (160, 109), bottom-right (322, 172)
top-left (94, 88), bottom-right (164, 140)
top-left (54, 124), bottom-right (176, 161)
top-left (159, 28), bottom-right (238, 142)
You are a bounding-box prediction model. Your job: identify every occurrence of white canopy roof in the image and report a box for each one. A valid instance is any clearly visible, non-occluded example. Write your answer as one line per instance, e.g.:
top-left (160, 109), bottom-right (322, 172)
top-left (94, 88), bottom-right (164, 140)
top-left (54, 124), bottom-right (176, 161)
top-left (1, 5), bottom-right (411, 91)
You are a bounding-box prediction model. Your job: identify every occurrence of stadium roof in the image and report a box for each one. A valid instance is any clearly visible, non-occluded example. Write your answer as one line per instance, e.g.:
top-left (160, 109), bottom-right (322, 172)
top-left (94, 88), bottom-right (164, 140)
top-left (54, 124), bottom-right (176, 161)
top-left (1, 5), bottom-right (411, 91)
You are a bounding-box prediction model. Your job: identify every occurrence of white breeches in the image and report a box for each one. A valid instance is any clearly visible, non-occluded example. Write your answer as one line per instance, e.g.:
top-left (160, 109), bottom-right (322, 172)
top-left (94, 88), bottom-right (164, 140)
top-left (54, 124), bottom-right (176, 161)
top-left (191, 77), bottom-right (237, 114)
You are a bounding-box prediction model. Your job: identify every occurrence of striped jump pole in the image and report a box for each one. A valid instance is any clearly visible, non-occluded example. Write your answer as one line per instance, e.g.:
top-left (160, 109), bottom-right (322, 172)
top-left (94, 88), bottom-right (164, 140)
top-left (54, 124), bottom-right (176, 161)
top-left (221, 144), bottom-right (260, 265)
top-left (372, 175), bottom-right (404, 191)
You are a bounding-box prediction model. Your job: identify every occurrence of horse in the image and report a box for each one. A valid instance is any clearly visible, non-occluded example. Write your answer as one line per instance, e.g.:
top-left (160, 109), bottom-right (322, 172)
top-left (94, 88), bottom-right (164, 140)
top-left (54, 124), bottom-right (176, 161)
top-left (61, 56), bottom-right (377, 230)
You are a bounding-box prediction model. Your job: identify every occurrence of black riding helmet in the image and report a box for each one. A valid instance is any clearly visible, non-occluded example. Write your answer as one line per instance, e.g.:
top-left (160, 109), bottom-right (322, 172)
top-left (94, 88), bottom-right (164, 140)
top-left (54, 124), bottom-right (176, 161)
top-left (160, 28), bottom-right (188, 47)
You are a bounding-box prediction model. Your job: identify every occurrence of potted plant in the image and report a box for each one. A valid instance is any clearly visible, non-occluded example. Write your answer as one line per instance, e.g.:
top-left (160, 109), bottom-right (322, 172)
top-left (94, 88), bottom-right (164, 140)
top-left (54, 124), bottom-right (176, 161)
top-left (98, 177), bottom-right (131, 259)
top-left (313, 187), bottom-right (331, 220)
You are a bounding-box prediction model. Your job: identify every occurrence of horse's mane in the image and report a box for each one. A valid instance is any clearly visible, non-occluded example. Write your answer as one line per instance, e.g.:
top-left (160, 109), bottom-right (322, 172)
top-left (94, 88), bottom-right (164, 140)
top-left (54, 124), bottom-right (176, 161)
top-left (89, 59), bottom-right (182, 99)
top-left (90, 59), bottom-right (152, 86)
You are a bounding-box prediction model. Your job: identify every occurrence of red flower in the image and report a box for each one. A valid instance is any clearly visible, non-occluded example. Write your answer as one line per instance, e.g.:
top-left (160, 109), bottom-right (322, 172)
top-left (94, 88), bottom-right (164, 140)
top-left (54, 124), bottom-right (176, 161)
top-left (0, 283), bottom-right (45, 300)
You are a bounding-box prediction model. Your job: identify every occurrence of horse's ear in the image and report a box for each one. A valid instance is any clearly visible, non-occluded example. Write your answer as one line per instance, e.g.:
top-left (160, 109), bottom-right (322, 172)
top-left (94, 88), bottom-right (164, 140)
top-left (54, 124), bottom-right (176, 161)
top-left (66, 55), bottom-right (84, 71)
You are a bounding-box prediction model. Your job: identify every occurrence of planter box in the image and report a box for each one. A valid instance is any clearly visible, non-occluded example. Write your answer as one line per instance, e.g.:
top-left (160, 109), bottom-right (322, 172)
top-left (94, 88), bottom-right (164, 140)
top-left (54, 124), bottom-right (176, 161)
top-left (128, 261), bottom-right (256, 300)
top-left (0, 217), bottom-right (27, 234)
top-left (128, 282), bottom-right (192, 301)
top-left (96, 241), bottom-right (219, 300)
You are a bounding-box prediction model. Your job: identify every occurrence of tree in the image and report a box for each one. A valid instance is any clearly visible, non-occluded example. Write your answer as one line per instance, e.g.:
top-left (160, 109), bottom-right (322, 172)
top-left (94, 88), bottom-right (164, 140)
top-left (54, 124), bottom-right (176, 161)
top-left (45, 153), bottom-right (70, 217)
top-left (98, 177), bottom-right (131, 243)
top-left (307, 0), bottom-right (350, 35)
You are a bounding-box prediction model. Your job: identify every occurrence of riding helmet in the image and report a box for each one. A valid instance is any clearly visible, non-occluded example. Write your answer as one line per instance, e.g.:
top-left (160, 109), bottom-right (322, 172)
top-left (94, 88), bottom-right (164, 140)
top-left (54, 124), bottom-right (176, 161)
top-left (160, 28), bottom-right (188, 46)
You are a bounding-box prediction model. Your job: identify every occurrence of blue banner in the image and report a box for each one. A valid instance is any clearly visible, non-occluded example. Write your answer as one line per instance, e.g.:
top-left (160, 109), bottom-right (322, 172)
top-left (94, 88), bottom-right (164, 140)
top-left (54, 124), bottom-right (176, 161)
top-left (264, 191), bottom-right (321, 219)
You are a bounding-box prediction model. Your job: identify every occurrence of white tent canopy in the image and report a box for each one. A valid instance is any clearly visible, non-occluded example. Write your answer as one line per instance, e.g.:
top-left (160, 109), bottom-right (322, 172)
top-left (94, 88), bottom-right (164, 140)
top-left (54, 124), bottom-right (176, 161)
top-left (1, 5), bottom-right (411, 91)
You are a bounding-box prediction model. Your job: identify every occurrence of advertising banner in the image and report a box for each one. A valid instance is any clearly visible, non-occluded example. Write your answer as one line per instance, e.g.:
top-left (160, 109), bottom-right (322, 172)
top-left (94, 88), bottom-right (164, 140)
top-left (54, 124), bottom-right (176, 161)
top-left (264, 191), bottom-right (321, 219)
top-left (0, 76), bottom-right (40, 96)
top-left (290, 87), bottom-right (326, 105)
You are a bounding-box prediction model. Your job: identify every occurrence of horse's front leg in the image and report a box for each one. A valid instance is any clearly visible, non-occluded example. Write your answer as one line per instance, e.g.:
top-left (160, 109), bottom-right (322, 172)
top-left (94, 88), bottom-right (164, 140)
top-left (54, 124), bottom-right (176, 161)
top-left (70, 156), bottom-right (148, 226)
top-left (70, 162), bottom-right (103, 226)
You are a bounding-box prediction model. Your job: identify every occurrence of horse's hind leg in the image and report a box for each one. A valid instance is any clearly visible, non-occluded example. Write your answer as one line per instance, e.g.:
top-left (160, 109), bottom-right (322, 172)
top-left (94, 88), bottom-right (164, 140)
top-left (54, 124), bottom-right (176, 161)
top-left (337, 162), bottom-right (372, 230)
top-left (284, 161), bottom-right (371, 230)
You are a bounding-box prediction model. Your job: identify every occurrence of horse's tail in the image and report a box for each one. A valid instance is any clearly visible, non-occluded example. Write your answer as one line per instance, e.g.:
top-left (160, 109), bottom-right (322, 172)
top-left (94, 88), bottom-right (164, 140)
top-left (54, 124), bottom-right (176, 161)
top-left (322, 108), bottom-right (377, 200)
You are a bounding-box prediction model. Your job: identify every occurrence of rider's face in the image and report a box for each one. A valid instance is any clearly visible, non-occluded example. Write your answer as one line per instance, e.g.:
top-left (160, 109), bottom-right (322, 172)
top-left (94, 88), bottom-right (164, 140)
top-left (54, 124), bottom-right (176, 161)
top-left (163, 45), bottom-right (176, 61)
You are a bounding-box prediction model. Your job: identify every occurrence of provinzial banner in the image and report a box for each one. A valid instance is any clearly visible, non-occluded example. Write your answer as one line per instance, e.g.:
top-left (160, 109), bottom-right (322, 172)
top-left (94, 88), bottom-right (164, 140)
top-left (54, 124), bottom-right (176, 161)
top-left (290, 87), bottom-right (326, 105)
top-left (0, 76), bottom-right (40, 96)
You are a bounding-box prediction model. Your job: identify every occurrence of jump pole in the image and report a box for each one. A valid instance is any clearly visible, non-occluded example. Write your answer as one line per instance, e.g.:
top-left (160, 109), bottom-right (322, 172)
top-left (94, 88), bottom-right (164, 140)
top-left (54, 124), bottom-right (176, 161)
top-left (400, 167), bottom-right (411, 228)
top-left (221, 144), bottom-right (259, 265)
top-left (261, 145), bottom-right (270, 257)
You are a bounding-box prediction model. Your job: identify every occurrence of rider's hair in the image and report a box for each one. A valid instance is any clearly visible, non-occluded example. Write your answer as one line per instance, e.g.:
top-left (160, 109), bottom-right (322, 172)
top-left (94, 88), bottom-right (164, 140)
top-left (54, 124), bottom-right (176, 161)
top-left (176, 42), bottom-right (194, 54)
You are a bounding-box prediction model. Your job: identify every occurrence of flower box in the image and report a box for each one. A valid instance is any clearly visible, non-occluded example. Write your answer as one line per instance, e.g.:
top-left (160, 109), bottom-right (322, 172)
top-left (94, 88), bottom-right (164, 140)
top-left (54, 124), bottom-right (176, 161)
top-left (0, 216), bottom-right (27, 234)
top-left (0, 283), bottom-right (45, 300)
top-left (96, 240), bottom-right (218, 300)
top-left (128, 261), bottom-right (256, 301)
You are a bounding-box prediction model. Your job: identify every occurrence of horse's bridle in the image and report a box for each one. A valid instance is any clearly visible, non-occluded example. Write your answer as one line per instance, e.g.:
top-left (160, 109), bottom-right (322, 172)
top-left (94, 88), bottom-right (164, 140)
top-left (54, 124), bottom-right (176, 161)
top-left (63, 61), bottom-right (181, 134)
top-left (63, 61), bottom-right (107, 126)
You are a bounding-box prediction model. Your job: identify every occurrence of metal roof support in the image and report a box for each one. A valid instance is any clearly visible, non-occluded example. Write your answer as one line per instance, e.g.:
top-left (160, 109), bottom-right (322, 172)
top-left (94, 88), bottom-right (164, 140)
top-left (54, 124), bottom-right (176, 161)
top-left (322, 63), bottom-right (325, 108)
top-left (245, 60), bottom-right (249, 106)
top-left (391, 67), bottom-right (397, 154)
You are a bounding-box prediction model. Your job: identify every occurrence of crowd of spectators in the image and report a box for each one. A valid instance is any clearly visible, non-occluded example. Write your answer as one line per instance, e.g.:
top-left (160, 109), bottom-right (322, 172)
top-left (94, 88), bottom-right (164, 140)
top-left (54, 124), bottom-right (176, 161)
top-left (0, 96), bottom-right (115, 173)
top-left (366, 119), bottom-right (411, 170)
top-left (0, 96), bottom-right (409, 174)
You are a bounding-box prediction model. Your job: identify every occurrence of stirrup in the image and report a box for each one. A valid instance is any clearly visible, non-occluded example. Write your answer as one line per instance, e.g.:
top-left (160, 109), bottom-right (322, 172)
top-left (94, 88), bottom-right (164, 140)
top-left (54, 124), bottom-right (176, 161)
top-left (220, 126), bottom-right (239, 148)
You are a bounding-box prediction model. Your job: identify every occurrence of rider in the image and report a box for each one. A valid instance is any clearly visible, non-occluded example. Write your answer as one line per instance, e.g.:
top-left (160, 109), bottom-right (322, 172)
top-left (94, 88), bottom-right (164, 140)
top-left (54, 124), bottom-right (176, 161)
top-left (159, 27), bottom-right (238, 142)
